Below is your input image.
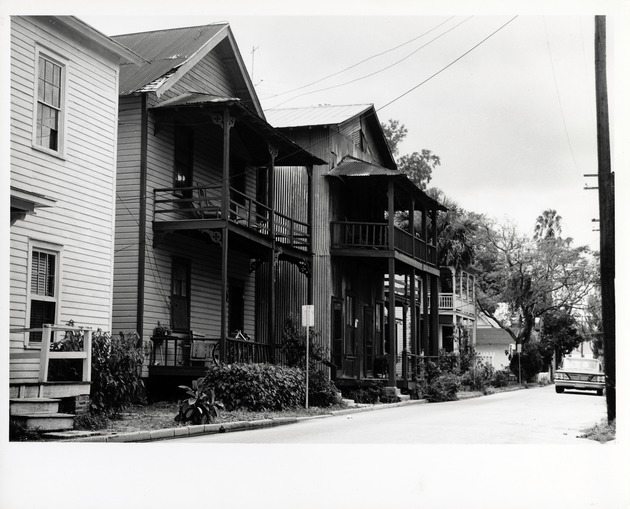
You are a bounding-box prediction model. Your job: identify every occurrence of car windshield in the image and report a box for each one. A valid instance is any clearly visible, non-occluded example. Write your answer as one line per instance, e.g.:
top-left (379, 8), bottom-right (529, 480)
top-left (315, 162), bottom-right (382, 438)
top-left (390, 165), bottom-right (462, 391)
top-left (562, 358), bottom-right (601, 371)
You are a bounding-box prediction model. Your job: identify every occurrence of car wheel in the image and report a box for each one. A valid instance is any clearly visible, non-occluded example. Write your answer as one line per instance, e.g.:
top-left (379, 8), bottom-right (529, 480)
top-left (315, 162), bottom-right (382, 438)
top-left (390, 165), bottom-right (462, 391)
top-left (597, 389), bottom-right (604, 396)
top-left (555, 386), bottom-right (564, 394)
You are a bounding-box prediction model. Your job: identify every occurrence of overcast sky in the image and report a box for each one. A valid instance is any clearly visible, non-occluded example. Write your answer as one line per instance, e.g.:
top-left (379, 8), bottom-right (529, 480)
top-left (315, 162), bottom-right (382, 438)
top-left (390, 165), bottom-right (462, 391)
top-left (73, 7), bottom-right (629, 250)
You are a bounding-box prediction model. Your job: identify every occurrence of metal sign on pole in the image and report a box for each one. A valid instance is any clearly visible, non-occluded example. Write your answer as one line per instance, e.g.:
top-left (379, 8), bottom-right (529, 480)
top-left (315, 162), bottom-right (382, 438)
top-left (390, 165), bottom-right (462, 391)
top-left (302, 305), bottom-right (314, 409)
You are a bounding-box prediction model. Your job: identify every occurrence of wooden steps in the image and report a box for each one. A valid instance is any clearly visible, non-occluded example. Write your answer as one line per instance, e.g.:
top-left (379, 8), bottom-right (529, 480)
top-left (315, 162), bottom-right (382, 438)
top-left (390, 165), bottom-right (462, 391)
top-left (10, 397), bottom-right (75, 432)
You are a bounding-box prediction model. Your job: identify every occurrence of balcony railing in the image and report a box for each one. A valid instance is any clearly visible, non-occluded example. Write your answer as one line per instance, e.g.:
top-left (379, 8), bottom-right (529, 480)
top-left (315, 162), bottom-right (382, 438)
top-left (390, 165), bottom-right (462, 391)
top-left (438, 293), bottom-right (476, 314)
top-left (330, 221), bottom-right (436, 266)
top-left (153, 185), bottom-right (310, 251)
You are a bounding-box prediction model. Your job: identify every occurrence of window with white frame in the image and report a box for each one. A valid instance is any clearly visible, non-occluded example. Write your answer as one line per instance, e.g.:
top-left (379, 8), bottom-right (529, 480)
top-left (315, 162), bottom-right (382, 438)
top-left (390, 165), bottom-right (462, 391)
top-left (34, 49), bottom-right (66, 154)
top-left (27, 244), bottom-right (61, 345)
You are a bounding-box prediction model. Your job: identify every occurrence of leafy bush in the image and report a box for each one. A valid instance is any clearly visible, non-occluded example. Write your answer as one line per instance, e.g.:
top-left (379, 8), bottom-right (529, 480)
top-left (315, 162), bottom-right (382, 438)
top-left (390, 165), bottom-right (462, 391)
top-left (460, 359), bottom-right (495, 391)
top-left (90, 330), bottom-right (146, 416)
top-left (175, 377), bottom-right (224, 424)
top-left (343, 380), bottom-right (387, 404)
top-left (281, 314), bottom-right (330, 370)
top-left (308, 370), bottom-right (341, 407)
top-left (510, 341), bottom-right (543, 383)
top-left (9, 419), bottom-right (41, 442)
top-left (202, 363), bottom-right (306, 411)
top-left (492, 369), bottom-right (510, 388)
top-left (425, 372), bottom-right (461, 402)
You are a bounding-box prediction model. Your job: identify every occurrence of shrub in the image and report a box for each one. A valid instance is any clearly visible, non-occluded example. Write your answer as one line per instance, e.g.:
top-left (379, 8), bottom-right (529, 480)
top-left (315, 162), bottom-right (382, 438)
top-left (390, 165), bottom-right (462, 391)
top-left (202, 363), bottom-right (305, 411)
top-left (281, 314), bottom-right (330, 370)
top-left (90, 330), bottom-right (146, 416)
top-left (343, 380), bottom-right (387, 404)
top-left (492, 369), bottom-right (510, 388)
top-left (425, 372), bottom-right (461, 402)
top-left (308, 370), bottom-right (341, 407)
top-left (9, 419), bottom-right (41, 442)
top-left (510, 341), bottom-right (543, 383)
top-left (460, 359), bottom-right (495, 391)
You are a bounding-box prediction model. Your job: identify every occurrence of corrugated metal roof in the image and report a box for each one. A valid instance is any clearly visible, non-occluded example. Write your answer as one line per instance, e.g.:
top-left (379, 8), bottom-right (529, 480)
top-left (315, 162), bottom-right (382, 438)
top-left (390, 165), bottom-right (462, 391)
top-left (154, 92), bottom-right (239, 108)
top-left (112, 23), bottom-right (228, 95)
top-left (328, 155), bottom-right (401, 177)
top-left (265, 104), bottom-right (373, 128)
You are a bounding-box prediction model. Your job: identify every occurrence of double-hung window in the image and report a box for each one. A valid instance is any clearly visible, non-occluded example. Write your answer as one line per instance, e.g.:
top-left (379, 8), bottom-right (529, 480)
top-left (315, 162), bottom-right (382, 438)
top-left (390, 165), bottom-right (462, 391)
top-left (28, 244), bottom-right (60, 345)
top-left (34, 49), bottom-right (66, 155)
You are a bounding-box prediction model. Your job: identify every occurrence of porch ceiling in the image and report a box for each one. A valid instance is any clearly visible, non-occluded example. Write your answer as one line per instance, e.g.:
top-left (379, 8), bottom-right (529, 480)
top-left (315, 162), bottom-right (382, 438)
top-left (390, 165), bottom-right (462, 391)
top-left (151, 94), bottom-right (325, 167)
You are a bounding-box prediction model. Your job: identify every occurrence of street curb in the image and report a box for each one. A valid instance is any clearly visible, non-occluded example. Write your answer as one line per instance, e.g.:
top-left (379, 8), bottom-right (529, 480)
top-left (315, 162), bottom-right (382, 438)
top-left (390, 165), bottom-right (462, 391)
top-left (64, 385), bottom-right (537, 443)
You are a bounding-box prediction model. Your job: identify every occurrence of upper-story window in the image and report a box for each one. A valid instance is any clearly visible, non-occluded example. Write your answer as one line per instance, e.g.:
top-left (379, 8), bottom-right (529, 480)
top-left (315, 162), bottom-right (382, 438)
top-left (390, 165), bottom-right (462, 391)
top-left (34, 49), bottom-right (67, 155)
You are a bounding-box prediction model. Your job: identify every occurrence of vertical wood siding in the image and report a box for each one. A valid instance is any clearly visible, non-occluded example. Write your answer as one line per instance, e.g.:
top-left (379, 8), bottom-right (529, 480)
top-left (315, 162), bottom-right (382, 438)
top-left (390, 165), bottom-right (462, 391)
top-left (10, 17), bottom-right (122, 382)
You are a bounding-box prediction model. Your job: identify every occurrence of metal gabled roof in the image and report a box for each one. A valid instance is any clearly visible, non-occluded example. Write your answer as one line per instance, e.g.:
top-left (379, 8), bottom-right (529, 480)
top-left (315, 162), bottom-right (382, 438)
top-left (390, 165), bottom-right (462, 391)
top-left (328, 156), bottom-right (447, 211)
top-left (265, 104), bottom-right (373, 128)
top-left (113, 23), bottom-right (229, 95)
top-left (328, 155), bottom-right (400, 178)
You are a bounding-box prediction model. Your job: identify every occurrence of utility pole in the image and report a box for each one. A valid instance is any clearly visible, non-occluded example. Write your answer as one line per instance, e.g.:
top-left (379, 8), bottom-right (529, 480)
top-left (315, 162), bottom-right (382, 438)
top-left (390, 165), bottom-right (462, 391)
top-left (594, 16), bottom-right (615, 422)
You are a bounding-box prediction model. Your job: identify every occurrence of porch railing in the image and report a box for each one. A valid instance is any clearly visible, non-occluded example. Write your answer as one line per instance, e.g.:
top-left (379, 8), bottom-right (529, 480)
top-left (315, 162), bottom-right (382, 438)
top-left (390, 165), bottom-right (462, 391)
top-left (153, 185), bottom-right (310, 250)
top-left (150, 335), bottom-right (276, 368)
top-left (10, 324), bottom-right (92, 383)
top-left (330, 221), bottom-right (436, 266)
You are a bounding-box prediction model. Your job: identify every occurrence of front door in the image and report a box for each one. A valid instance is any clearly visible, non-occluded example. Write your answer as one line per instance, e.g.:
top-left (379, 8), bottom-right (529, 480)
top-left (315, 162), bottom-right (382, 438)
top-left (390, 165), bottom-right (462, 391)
top-left (363, 306), bottom-right (375, 377)
top-left (331, 298), bottom-right (343, 379)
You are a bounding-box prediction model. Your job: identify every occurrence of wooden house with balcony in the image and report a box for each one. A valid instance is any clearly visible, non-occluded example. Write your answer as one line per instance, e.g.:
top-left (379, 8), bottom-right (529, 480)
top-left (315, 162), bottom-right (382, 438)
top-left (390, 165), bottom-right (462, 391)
top-left (8, 16), bottom-right (141, 430)
top-left (109, 24), bottom-right (323, 393)
top-left (437, 267), bottom-right (477, 351)
top-left (266, 105), bottom-right (445, 390)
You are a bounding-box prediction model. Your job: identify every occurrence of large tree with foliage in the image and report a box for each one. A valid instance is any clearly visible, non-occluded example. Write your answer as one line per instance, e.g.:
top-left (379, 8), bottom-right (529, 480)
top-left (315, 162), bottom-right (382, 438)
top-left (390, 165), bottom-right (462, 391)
top-left (426, 188), bottom-right (484, 270)
top-left (381, 118), bottom-right (440, 190)
top-left (538, 308), bottom-right (585, 369)
top-left (475, 219), bottom-right (597, 346)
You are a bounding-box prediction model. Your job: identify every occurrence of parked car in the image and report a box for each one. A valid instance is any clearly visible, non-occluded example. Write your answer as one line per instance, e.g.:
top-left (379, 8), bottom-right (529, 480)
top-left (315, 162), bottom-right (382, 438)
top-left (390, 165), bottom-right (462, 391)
top-left (554, 357), bottom-right (605, 396)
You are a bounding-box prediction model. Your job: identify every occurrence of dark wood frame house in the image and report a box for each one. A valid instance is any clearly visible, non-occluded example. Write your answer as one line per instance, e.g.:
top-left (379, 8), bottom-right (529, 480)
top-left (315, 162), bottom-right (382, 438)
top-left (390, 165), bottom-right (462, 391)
top-left (267, 105), bottom-right (445, 390)
top-left (110, 24), bottom-right (323, 391)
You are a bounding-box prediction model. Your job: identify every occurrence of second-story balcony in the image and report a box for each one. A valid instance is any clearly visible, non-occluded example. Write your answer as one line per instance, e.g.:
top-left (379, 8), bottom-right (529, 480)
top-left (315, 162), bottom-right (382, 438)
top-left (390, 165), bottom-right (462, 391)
top-left (438, 293), bottom-right (476, 316)
top-left (153, 184), bottom-right (310, 252)
top-left (330, 221), bottom-right (437, 267)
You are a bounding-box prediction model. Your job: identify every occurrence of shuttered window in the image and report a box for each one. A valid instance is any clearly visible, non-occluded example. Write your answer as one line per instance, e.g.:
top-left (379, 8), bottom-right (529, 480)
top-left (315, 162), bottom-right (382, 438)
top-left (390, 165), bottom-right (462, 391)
top-left (29, 249), bottom-right (58, 343)
top-left (35, 54), bottom-right (64, 152)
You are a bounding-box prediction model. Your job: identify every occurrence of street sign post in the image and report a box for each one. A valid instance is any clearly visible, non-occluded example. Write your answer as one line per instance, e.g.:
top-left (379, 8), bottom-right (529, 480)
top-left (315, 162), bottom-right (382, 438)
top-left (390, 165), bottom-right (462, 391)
top-left (302, 305), bottom-right (314, 408)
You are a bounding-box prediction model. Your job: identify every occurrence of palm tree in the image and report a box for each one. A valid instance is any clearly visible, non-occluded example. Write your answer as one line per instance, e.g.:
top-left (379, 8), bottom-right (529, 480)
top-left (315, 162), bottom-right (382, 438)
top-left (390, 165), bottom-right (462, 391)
top-left (534, 209), bottom-right (562, 241)
top-left (426, 188), bottom-right (482, 270)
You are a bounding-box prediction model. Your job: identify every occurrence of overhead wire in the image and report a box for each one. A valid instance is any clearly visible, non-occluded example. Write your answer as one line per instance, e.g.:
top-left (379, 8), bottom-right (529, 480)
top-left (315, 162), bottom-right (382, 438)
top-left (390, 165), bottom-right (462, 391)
top-left (377, 15), bottom-right (519, 112)
top-left (262, 15), bottom-right (457, 101)
top-left (270, 16), bottom-right (474, 109)
top-left (543, 16), bottom-right (583, 180)
top-left (270, 16), bottom-right (520, 165)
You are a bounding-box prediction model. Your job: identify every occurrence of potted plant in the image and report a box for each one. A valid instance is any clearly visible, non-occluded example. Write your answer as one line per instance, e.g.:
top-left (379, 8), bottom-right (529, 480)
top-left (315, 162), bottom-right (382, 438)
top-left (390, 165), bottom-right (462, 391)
top-left (152, 322), bottom-right (171, 338)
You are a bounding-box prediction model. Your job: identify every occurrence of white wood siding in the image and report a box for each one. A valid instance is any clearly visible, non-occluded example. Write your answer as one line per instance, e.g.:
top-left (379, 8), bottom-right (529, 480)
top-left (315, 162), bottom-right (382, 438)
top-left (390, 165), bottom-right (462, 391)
top-left (10, 17), bottom-right (122, 383)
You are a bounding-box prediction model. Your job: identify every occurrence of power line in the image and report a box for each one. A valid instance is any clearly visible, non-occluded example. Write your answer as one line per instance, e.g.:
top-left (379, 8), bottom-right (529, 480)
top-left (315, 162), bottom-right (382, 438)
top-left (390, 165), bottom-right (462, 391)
top-left (543, 17), bottom-right (583, 180)
top-left (270, 16), bottom-right (474, 109)
top-left (378, 15), bottom-right (519, 112)
top-left (262, 16), bottom-right (457, 101)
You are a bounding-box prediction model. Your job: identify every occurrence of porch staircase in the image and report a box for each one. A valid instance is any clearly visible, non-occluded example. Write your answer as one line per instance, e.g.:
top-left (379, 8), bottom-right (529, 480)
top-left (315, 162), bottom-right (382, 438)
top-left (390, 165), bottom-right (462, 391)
top-left (10, 397), bottom-right (75, 432)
